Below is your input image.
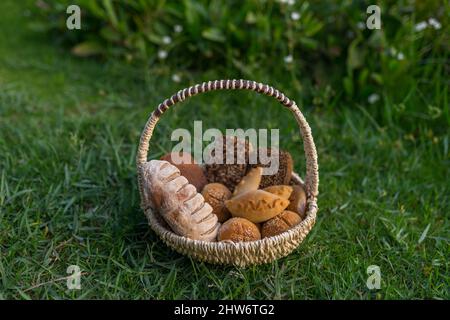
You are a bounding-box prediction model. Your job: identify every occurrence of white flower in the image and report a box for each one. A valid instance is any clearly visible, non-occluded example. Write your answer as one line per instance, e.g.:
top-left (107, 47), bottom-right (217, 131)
top-left (174, 25), bottom-right (183, 33)
top-left (291, 12), bottom-right (301, 21)
top-left (162, 36), bottom-right (172, 45)
top-left (171, 74), bottom-right (181, 83)
top-left (428, 18), bottom-right (441, 30)
top-left (397, 52), bottom-right (405, 60)
top-left (368, 93), bottom-right (380, 104)
top-left (389, 47), bottom-right (397, 56)
top-left (414, 21), bottom-right (428, 32)
top-left (284, 55), bottom-right (293, 64)
top-left (357, 21), bottom-right (365, 30)
top-left (279, 0), bottom-right (294, 4)
top-left (158, 50), bottom-right (168, 60)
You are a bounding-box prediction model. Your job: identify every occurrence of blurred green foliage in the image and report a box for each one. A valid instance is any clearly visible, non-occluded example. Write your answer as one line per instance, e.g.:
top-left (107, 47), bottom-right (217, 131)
top-left (31, 0), bottom-right (448, 104)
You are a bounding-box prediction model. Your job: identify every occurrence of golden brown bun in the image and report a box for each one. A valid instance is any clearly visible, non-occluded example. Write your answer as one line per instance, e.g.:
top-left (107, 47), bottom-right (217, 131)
top-left (160, 152), bottom-right (207, 192)
top-left (263, 185), bottom-right (293, 200)
top-left (225, 190), bottom-right (290, 223)
top-left (218, 217), bottom-right (261, 242)
top-left (261, 210), bottom-right (302, 238)
top-left (287, 185), bottom-right (307, 219)
top-left (233, 167), bottom-right (262, 197)
top-left (202, 183), bottom-right (232, 223)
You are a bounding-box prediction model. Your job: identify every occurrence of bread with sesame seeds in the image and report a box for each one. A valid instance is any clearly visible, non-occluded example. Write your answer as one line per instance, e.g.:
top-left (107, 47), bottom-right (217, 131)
top-left (218, 217), bottom-right (261, 242)
top-left (204, 135), bottom-right (253, 191)
top-left (249, 148), bottom-right (293, 188)
top-left (261, 210), bottom-right (302, 238)
top-left (202, 183), bottom-right (232, 222)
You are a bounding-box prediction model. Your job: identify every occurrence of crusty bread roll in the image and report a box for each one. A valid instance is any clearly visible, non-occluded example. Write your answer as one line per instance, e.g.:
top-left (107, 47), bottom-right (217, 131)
top-left (141, 160), bottom-right (220, 241)
top-left (232, 167), bottom-right (262, 197)
top-left (160, 152), bottom-right (207, 192)
top-left (202, 183), bottom-right (232, 223)
top-left (263, 185), bottom-right (293, 200)
top-left (225, 189), bottom-right (290, 223)
top-left (218, 217), bottom-right (261, 242)
top-left (287, 185), bottom-right (307, 219)
top-left (249, 148), bottom-right (293, 188)
top-left (261, 210), bottom-right (302, 238)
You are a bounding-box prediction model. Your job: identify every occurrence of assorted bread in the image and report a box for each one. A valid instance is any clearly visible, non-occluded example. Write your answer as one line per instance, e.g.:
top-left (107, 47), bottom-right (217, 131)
top-left (142, 135), bottom-right (308, 243)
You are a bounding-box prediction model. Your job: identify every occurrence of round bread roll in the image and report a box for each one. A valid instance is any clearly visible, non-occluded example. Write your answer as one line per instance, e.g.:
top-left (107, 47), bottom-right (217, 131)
top-left (160, 152), bottom-right (207, 192)
top-left (202, 183), bottom-right (232, 223)
top-left (287, 185), bottom-right (307, 219)
top-left (218, 217), bottom-right (261, 242)
top-left (261, 210), bottom-right (302, 238)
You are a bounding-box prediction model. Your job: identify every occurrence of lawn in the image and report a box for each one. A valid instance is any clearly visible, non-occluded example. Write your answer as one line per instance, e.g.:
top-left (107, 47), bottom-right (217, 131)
top-left (0, 0), bottom-right (448, 299)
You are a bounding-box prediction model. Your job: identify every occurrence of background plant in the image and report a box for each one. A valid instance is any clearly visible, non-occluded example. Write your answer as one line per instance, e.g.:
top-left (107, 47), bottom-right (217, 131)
top-left (32, 0), bottom-right (448, 110)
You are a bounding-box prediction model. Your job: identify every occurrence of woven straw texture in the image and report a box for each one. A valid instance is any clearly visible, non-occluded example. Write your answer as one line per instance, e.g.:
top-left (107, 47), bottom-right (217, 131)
top-left (137, 79), bottom-right (319, 267)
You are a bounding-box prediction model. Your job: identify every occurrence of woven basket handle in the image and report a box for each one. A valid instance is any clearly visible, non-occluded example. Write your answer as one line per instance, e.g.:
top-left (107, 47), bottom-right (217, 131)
top-left (136, 79), bottom-right (319, 203)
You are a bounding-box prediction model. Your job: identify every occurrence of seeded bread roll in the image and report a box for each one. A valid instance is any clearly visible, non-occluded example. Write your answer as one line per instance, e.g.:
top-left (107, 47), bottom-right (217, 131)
top-left (141, 160), bottom-right (220, 241)
top-left (204, 135), bottom-right (253, 191)
top-left (249, 148), bottom-right (293, 188)
top-left (261, 210), bottom-right (302, 238)
top-left (218, 217), bottom-right (261, 242)
top-left (202, 183), bottom-right (232, 223)
top-left (225, 189), bottom-right (290, 223)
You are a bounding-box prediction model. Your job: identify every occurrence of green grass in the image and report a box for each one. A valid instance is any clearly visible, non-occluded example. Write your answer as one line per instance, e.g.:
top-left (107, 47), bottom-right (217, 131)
top-left (0, 0), bottom-right (448, 299)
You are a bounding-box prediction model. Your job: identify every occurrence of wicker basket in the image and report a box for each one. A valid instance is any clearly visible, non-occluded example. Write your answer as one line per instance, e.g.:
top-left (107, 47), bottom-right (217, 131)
top-left (136, 79), bottom-right (319, 267)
